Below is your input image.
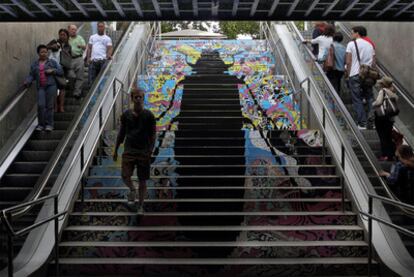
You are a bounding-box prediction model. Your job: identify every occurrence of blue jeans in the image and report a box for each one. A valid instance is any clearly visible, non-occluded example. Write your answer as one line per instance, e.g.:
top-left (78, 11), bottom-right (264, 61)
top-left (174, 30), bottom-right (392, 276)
top-left (88, 60), bottom-right (107, 86)
top-left (37, 85), bottom-right (57, 127)
top-left (348, 75), bottom-right (373, 126)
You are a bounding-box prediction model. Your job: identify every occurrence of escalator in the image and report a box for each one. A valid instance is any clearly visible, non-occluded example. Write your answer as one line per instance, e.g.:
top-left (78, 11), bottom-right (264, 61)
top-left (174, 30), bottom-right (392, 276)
top-left (0, 22), bottom-right (129, 270)
top-left (267, 22), bottom-right (414, 275)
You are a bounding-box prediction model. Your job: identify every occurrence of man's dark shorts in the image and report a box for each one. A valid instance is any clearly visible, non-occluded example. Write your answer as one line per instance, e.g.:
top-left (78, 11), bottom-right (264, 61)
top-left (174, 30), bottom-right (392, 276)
top-left (121, 153), bottom-right (151, 181)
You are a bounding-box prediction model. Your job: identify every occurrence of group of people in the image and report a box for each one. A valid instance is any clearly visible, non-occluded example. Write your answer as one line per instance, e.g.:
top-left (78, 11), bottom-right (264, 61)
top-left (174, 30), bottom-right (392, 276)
top-left (24, 22), bottom-right (113, 132)
top-left (308, 22), bottom-right (414, 203)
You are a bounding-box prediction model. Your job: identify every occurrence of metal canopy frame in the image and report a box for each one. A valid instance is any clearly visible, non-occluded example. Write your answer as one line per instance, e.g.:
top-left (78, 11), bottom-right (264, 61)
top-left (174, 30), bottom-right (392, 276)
top-left (1, 0), bottom-right (414, 21)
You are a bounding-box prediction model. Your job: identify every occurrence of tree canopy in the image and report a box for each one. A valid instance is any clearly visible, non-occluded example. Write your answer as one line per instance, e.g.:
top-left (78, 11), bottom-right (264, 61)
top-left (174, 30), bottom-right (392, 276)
top-left (160, 21), bottom-right (260, 39)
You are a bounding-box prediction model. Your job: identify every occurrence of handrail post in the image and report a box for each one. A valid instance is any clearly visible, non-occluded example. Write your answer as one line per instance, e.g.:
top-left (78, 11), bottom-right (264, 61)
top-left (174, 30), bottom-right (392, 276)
top-left (54, 196), bottom-right (60, 277)
top-left (341, 176), bottom-right (345, 212)
top-left (368, 195), bottom-right (373, 277)
top-left (7, 212), bottom-right (13, 277)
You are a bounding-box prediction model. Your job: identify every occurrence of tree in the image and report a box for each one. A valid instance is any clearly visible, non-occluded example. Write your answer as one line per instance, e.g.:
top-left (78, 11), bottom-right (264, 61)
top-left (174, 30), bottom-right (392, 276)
top-left (219, 21), bottom-right (260, 39)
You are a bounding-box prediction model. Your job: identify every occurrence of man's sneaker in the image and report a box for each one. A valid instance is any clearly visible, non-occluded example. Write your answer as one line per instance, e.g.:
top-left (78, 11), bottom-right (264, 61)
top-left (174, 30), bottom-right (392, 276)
top-left (127, 190), bottom-right (136, 204)
top-left (357, 124), bottom-right (367, 130)
top-left (137, 205), bottom-right (144, 215)
top-left (35, 125), bottom-right (44, 131)
top-left (45, 125), bottom-right (54, 132)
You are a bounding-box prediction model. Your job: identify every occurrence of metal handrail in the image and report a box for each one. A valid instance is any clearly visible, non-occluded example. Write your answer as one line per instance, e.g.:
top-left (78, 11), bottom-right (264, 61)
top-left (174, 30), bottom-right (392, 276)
top-left (362, 193), bottom-right (414, 276)
top-left (0, 194), bottom-right (67, 277)
top-left (10, 22), bottom-right (133, 219)
top-left (286, 21), bottom-right (402, 204)
top-left (262, 23), bottom-right (349, 211)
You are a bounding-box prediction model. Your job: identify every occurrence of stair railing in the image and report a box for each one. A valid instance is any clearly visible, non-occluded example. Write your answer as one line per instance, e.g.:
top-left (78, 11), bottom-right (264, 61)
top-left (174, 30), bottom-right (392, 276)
top-left (362, 194), bottom-right (414, 277)
top-left (1, 194), bottom-right (66, 277)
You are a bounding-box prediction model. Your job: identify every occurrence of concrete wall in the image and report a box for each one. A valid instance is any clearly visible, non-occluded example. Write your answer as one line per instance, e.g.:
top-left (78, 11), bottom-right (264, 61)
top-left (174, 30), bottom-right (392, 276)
top-left (0, 22), bottom-right (74, 109)
top-left (348, 22), bottom-right (414, 97)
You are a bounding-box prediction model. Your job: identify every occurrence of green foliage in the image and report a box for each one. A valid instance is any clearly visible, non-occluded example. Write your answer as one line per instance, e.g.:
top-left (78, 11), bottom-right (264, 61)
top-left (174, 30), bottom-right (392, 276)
top-left (160, 21), bottom-right (261, 39)
top-left (219, 21), bottom-right (260, 39)
top-left (294, 21), bottom-right (305, 31)
top-left (161, 22), bottom-right (174, 33)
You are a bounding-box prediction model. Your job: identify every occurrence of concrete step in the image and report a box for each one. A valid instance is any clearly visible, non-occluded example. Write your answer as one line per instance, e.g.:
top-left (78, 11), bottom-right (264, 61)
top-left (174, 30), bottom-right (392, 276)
top-left (68, 211), bottom-right (358, 227)
top-left (53, 257), bottom-right (376, 276)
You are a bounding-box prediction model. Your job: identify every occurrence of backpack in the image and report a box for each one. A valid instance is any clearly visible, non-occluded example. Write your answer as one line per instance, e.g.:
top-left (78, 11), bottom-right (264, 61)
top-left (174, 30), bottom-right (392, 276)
top-left (323, 45), bottom-right (335, 72)
top-left (374, 89), bottom-right (399, 118)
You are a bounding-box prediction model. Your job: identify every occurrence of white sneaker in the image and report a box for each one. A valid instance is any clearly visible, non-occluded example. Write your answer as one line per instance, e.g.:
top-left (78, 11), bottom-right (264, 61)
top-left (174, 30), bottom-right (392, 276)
top-left (127, 190), bottom-right (136, 204)
top-left (137, 205), bottom-right (144, 215)
top-left (35, 125), bottom-right (44, 131)
top-left (357, 125), bottom-right (367, 130)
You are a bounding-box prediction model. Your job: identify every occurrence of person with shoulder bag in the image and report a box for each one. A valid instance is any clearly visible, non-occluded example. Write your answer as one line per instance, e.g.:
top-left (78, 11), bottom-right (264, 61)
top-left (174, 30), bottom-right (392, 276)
top-left (48, 29), bottom-right (73, 112)
top-left (345, 26), bottom-right (377, 129)
top-left (373, 76), bottom-right (399, 161)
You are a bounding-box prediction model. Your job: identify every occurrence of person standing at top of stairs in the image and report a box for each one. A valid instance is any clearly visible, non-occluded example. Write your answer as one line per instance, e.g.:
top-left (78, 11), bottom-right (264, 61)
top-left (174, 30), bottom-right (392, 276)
top-left (86, 21), bottom-right (113, 86)
top-left (113, 88), bottom-right (156, 215)
top-left (68, 24), bottom-right (86, 99)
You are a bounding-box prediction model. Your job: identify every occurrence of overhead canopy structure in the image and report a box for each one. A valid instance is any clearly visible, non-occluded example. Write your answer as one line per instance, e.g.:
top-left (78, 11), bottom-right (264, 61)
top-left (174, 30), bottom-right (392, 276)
top-left (160, 29), bottom-right (227, 39)
top-left (0, 0), bottom-right (414, 21)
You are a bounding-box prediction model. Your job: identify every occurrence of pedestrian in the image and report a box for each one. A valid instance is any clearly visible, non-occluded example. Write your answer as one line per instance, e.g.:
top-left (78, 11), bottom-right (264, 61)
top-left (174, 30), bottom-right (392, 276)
top-left (311, 22), bottom-right (327, 56)
top-left (380, 145), bottom-right (414, 203)
top-left (68, 24), bottom-right (86, 99)
top-left (24, 44), bottom-right (64, 132)
top-left (113, 88), bottom-right (156, 214)
top-left (373, 76), bottom-right (398, 161)
top-left (327, 32), bottom-right (346, 94)
top-left (308, 24), bottom-right (334, 63)
top-left (47, 28), bottom-right (72, 112)
top-left (86, 21), bottom-right (113, 86)
top-left (345, 26), bottom-right (376, 130)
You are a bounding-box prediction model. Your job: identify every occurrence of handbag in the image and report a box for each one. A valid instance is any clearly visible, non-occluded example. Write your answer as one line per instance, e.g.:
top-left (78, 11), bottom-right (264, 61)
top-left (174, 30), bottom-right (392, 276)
top-left (55, 75), bottom-right (68, 89)
top-left (375, 89), bottom-right (399, 118)
top-left (60, 46), bottom-right (72, 70)
top-left (323, 45), bottom-right (335, 72)
top-left (354, 40), bottom-right (380, 86)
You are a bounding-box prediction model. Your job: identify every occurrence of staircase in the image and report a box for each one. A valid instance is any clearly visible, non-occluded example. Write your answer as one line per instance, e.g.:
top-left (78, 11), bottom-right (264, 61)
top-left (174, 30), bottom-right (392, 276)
top-left (0, 26), bottom-right (125, 269)
top-left (53, 41), bottom-right (376, 276)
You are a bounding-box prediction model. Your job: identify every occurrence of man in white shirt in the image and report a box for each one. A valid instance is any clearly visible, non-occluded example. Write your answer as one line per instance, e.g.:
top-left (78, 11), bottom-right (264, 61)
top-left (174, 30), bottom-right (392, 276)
top-left (86, 21), bottom-right (113, 86)
top-left (345, 26), bottom-right (376, 129)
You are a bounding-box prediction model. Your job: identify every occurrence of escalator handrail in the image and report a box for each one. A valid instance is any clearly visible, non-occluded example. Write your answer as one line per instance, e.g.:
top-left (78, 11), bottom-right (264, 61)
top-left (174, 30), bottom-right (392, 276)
top-left (9, 22), bottom-right (134, 219)
top-left (0, 23), bottom-right (87, 172)
top-left (286, 21), bottom-right (400, 204)
top-left (263, 22), bottom-right (375, 201)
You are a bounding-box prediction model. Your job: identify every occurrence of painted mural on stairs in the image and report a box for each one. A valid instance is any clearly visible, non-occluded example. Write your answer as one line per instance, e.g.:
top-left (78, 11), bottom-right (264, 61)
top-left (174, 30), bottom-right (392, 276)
top-left (66, 40), bottom-right (363, 276)
top-left (138, 40), bottom-right (304, 131)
